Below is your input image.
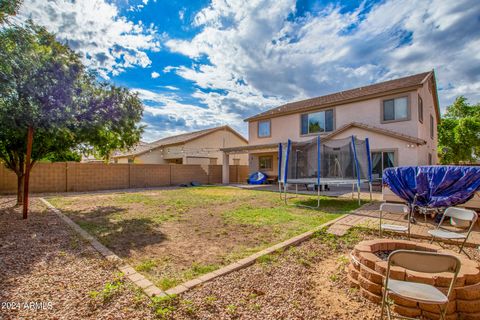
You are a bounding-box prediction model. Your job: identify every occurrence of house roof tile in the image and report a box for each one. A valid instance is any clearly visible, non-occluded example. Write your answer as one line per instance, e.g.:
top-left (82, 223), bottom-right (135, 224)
top-left (245, 71), bottom-right (434, 121)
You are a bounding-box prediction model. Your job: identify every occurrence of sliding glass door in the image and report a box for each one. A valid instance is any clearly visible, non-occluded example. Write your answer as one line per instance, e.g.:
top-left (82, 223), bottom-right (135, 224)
top-left (371, 151), bottom-right (395, 179)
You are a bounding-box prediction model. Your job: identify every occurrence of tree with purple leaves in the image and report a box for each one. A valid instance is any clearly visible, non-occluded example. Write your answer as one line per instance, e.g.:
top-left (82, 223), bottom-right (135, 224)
top-left (0, 23), bottom-right (144, 215)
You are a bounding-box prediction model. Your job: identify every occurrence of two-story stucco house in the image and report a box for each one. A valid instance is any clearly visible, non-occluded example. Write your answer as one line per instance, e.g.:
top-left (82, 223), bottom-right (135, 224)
top-left (114, 125), bottom-right (248, 165)
top-left (221, 71), bottom-right (439, 183)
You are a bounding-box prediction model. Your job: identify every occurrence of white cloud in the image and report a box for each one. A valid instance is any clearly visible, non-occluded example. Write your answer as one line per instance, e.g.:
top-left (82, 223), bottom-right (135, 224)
top-left (164, 85), bottom-right (180, 90)
top-left (166, 0), bottom-right (480, 117)
top-left (134, 88), bottom-right (247, 140)
top-left (179, 8), bottom-right (186, 21)
top-left (151, 71), bottom-right (160, 79)
top-left (163, 66), bottom-right (178, 73)
top-left (19, 0), bottom-right (160, 78)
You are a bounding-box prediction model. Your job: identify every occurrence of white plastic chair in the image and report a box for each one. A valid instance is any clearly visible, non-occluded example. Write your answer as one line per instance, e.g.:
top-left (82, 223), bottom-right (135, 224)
top-left (380, 250), bottom-right (461, 320)
top-left (379, 203), bottom-right (411, 238)
top-left (428, 207), bottom-right (478, 256)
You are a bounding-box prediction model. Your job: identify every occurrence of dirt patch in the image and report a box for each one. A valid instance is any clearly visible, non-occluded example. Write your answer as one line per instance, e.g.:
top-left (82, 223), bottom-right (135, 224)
top-left (311, 254), bottom-right (377, 319)
top-left (0, 197), bottom-right (155, 320)
top-left (167, 228), bottom-right (479, 320)
top-left (165, 229), bottom-right (379, 319)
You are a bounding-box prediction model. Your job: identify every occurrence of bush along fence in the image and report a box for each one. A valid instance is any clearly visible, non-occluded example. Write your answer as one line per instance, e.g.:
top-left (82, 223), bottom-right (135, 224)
top-left (0, 162), bottom-right (250, 194)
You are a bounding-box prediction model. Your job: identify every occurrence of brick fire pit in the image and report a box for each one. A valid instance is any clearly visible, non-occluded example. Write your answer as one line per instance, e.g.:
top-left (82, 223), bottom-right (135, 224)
top-left (348, 239), bottom-right (480, 319)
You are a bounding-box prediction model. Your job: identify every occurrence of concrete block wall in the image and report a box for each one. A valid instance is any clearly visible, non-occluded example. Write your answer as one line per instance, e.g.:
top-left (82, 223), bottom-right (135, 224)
top-left (30, 162), bottom-right (68, 193)
top-left (171, 165), bottom-right (209, 185)
top-left (129, 164), bottom-right (171, 188)
top-left (66, 163), bottom-right (130, 192)
top-left (0, 163), bottom-right (245, 194)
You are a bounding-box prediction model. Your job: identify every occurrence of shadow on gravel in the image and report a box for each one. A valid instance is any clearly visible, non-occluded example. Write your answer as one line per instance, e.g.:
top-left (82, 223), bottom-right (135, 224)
top-left (0, 200), bottom-right (91, 305)
top-left (59, 205), bottom-right (167, 258)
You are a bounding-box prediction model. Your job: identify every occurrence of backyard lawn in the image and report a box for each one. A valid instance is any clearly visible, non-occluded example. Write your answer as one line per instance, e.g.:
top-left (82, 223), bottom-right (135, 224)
top-left (47, 186), bottom-right (361, 291)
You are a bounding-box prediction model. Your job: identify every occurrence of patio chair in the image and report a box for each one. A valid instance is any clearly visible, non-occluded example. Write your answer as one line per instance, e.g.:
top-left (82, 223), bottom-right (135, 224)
top-left (380, 250), bottom-right (461, 320)
top-left (428, 207), bottom-right (478, 257)
top-left (379, 203), bottom-right (411, 238)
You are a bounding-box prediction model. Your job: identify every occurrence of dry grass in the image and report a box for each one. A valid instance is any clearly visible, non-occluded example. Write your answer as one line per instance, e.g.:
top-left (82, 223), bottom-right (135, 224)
top-left (48, 186), bottom-right (361, 290)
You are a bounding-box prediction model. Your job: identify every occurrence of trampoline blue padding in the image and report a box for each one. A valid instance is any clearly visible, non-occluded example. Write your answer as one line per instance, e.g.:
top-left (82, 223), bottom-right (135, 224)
top-left (383, 166), bottom-right (480, 207)
top-left (248, 171), bottom-right (267, 185)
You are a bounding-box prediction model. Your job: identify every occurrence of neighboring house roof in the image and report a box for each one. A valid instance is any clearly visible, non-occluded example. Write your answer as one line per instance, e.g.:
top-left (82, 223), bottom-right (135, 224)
top-left (114, 125), bottom-right (247, 158)
top-left (221, 121), bottom-right (425, 153)
top-left (80, 141), bottom-right (147, 162)
top-left (245, 71), bottom-right (439, 122)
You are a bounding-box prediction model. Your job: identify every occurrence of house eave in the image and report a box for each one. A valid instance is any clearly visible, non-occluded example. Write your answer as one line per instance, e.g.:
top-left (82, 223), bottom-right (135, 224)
top-left (244, 85), bottom-right (422, 122)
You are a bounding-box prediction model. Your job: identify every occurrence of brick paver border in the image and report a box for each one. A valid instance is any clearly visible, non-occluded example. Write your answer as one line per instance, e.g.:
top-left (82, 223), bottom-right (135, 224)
top-left (40, 198), bottom-right (165, 298)
top-left (40, 197), bottom-right (369, 299)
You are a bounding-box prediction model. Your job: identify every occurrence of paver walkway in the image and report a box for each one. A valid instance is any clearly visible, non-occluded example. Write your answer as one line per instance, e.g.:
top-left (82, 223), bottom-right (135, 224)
top-left (327, 202), bottom-right (480, 246)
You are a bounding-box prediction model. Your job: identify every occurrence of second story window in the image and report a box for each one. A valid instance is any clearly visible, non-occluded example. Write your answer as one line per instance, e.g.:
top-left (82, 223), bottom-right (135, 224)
top-left (418, 95), bottom-right (423, 123)
top-left (382, 96), bottom-right (408, 122)
top-left (258, 120), bottom-right (271, 138)
top-left (301, 109), bottom-right (334, 135)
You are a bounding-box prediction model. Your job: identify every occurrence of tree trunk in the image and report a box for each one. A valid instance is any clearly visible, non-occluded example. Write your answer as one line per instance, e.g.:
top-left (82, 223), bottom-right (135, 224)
top-left (16, 173), bottom-right (24, 206)
top-left (23, 126), bottom-right (34, 219)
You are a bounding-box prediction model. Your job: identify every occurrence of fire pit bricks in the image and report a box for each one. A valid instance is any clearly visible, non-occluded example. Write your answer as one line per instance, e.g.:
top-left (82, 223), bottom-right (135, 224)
top-left (348, 239), bottom-right (480, 319)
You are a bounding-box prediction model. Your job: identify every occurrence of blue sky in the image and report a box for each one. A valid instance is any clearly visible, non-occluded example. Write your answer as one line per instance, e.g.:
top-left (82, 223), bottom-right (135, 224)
top-left (19, 0), bottom-right (480, 141)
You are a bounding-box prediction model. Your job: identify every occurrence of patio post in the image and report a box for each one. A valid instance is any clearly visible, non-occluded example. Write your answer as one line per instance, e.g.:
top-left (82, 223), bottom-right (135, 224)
top-left (222, 152), bottom-right (230, 184)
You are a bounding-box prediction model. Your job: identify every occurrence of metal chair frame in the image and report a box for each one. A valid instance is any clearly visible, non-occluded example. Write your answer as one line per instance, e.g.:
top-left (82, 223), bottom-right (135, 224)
top-left (428, 207), bottom-right (478, 258)
top-left (379, 203), bottom-right (411, 239)
top-left (380, 250), bottom-right (461, 320)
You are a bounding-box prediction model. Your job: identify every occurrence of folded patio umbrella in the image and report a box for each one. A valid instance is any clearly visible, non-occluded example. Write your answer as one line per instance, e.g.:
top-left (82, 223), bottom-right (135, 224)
top-left (383, 166), bottom-right (480, 207)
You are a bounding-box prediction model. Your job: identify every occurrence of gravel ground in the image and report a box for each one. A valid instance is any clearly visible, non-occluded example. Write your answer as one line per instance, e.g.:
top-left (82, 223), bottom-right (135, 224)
top-left (167, 229), bottom-right (480, 320)
top-left (166, 229), bottom-right (380, 320)
top-left (2, 196), bottom-right (478, 320)
top-left (0, 197), bottom-right (155, 320)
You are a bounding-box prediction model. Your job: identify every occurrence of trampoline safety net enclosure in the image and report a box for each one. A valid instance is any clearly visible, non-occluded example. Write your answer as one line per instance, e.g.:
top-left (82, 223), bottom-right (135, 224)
top-left (278, 136), bottom-right (373, 207)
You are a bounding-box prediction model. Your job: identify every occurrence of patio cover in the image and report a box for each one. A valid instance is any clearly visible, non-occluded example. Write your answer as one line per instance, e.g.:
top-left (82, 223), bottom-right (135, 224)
top-left (383, 166), bottom-right (480, 207)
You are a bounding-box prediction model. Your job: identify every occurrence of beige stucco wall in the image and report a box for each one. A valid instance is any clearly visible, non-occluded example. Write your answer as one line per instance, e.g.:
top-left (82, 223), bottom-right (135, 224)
top-left (415, 81), bottom-right (438, 164)
top-left (115, 128), bottom-right (248, 165)
top-left (183, 128), bottom-right (248, 165)
top-left (136, 149), bottom-right (168, 164)
top-left (332, 127), bottom-right (419, 170)
top-left (116, 157), bottom-right (129, 164)
top-left (248, 82), bottom-right (439, 167)
top-left (249, 152), bottom-right (278, 177)
top-left (249, 90), bottom-right (421, 145)
top-left (247, 127), bottom-right (419, 176)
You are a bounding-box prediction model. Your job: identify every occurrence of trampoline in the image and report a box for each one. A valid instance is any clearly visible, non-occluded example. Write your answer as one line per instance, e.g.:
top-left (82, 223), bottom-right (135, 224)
top-left (278, 135), bottom-right (373, 208)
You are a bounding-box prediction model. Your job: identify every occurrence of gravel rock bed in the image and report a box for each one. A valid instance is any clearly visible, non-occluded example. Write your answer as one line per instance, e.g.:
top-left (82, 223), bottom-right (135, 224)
top-left (2, 196), bottom-right (478, 320)
top-left (374, 250), bottom-right (393, 261)
top-left (168, 230), bottom-right (380, 319)
top-left (169, 231), bottom-right (479, 320)
top-left (0, 197), bottom-right (155, 320)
